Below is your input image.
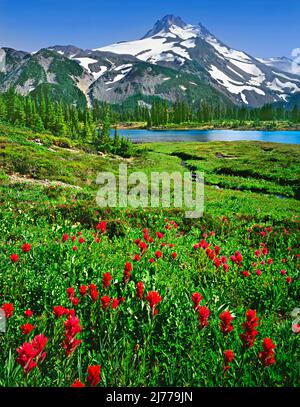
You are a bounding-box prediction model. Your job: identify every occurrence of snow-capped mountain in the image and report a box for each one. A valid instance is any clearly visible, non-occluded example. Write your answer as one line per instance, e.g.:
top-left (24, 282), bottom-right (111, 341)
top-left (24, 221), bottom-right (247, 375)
top-left (94, 15), bottom-right (300, 106)
top-left (0, 15), bottom-right (299, 107)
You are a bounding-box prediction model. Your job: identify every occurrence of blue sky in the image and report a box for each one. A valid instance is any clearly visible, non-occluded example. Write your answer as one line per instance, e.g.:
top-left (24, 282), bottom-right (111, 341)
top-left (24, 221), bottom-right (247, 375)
top-left (0, 0), bottom-right (299, 58)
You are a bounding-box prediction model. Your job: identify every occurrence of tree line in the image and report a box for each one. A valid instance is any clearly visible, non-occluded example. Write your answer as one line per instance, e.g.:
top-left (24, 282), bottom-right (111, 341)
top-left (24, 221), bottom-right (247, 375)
top-left (0, 89), bottom-right (132, 156)
top-left (0, 88), bottom-right (299, 145)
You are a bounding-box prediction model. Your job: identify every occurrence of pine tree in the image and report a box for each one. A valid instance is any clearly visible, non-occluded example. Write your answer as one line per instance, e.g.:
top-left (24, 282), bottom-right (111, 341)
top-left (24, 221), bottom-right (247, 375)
top-left (0, 96), bottom-right (7, 121)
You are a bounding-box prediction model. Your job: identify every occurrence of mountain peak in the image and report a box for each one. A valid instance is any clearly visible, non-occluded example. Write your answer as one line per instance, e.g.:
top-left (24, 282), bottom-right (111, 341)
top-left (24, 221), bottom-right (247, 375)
top-left (141, 14), bottom-right (187, 39)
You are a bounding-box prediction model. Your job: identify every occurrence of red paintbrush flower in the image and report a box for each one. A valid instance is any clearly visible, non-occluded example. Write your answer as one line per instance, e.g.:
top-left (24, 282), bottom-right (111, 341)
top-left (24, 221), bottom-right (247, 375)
top-left (146, 291), bottom-right (162, 315)
top-left (89, 284), bottom-right (99, 302)
top-left (136, 281), bottom-right (144, 300)
top-left (2, 303), bottom-right (14, 318)
top-left (220, 311), bottom-right (234, 334)
top-left (111, 298), bottom-right (119, 309)
top-left (191, 292), bottom-right (202, 310)
top-left (24, 309), bottom-right (33, 318)
top-left (101, 296), bottom-right (111, 311)
top-left (20, 323), bottom-right (35, 335)
top-left (10, 254), bottom-right (19, 263)
top-left (240, 309), bottom-right (259, 348)
top-left (87, 365), bottom-right (101, 387)
top-left (198, 306), bottom-right (210, 328)
top-left (96, 221), bottom-right (107, 234)
top-left (102, 272), bottom-right (112, 290)
top-left (259, 338), bottom-right (276, 367)
top-left (22, 243), bottom-right (31, 253)
top-left (71, 379), bottom-right (85, 387)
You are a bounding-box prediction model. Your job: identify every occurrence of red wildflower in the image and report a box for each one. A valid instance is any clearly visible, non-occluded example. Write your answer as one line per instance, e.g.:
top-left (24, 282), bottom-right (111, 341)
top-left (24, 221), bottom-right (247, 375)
top-left (71, 235), bottom-right (76, 242)
top-left (255, 250), bottom-right (261, 257)
top-left (286, 276), bottom-right (292, 284)
top-left (67, 287), bottom-right (75, 300)
top-left (139, 241), bottom-right (147, 253)
top-left (22, 243), bottom-right (31, 253)
top-left (259, 338), bottom-right (276, 367)
top-left (256, 269), bottom-right (262, 276)
top-left (156, 232), bottom-right (164, 239)
top-left (242, 270), bottom-right (250, 277)
top-left (155, 251), bottom-right (162, 259)
top-left (171, 252), bottom-right (177, 259)
top-left (2, 303), bottom-right (14, 318)
top-left (63, 316), bottom-right (82, 356)
top-left (53, 305), bottom-right (69, 318)
top-left (267, 258), bottom-right (273, 265)
top-left (280, 269), bottom-right (287, 275)
top-left (262, 247), bottom-right (268, 256)
top-left (79, 285), bottom-right (87, 297)
top-left (96, 221), bottom-right (107, 234)
top-left (62, 233), bottom-right (69, 242)
top-left (72, 246), bottom-right (77, 251)
top-left (240, 309), bottom-right (259, 348)
top-left (220, 311), bottom-right (234, 334)
top-left (78, 237), bottom-right (85, 244)
top-left (214, 258), bottom-right (221, 269)
top-left (123, 262), bottom-right (133, 284)
top-left (89, 284), bottom-right (99, 302)
top-left (102, 272), bottom-right (112, 290)
top-left (10, 253), bottom-right (19, 263)
top-left (223, 349), bottom-right (234, 375)
top-left (101, 296), bottom-right (111, 311)
top-left (24, 309), bottom-right (33, 318)
top-left (224, 349), bottom-right (234, 364)
top-left (133, 253), bottom-right (141, 261)
top-left (16, 333), bottom-right (48, 375)
top-left (20, 323), bottom-right (35, 335)
top-left (146, 291), bottom-right (162, 314)
top-left (71, 379), bottom-right (85, 387)
top-left (199, 239), bottom-right (209, 248)
top-left (112, 298), bottom-right (119, 309)
top-left (136, 282), bottom-right (144, 300)
top-left (87, 365), bottom-right (101, 387)
top-left (215, 246), bottom-right (220, 255)
top-left (235, 251), bottom-right (243, 264)
top-left (198, 306), bottom-right (210, 328)
top-left (192, 292), bottom-right (202, 310)
top-left (149, 258), bottom-right (155, 263)
top-left (223, 263), bottom-right (229, 273)
top-left (220, 256), bottom-right (227, 264)
top-left (169, 243), bottom-right (174, 248)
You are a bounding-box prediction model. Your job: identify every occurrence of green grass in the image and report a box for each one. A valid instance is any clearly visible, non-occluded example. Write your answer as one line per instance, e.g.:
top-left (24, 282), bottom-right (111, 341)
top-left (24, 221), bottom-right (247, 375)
top-left (0, 123), bottom-right (299, 387)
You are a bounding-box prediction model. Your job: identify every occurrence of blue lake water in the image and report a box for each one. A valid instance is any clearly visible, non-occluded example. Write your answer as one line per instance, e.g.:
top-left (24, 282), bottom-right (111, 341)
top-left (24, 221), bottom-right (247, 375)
top-left (114, 129), bottom-right (300, 144)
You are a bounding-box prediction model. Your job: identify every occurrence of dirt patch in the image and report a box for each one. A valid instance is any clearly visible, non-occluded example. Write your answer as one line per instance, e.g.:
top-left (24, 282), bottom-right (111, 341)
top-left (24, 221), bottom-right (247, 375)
top-left (8, 174), bottom-right (82, 189)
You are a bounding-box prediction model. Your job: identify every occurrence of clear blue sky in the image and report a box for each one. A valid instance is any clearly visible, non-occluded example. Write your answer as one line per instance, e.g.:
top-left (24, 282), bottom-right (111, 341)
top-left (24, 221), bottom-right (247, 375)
top-left (0, 0), bottom-right (299, 58)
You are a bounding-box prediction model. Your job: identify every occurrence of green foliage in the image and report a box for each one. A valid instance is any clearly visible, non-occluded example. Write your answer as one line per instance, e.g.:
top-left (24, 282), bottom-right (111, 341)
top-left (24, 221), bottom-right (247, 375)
top-left (0, 123), bottom-right (299, 386)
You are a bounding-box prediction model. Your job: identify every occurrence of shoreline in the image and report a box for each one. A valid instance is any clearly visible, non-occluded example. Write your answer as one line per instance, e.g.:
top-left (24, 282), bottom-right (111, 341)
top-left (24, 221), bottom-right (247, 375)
top-left (115, 124), bottom-right (300, 131)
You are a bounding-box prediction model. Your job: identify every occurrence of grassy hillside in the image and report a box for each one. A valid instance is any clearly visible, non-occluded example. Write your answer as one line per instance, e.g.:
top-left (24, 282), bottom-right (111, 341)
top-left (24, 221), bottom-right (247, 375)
top-left (0, 123), bottom-right (299, 387)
